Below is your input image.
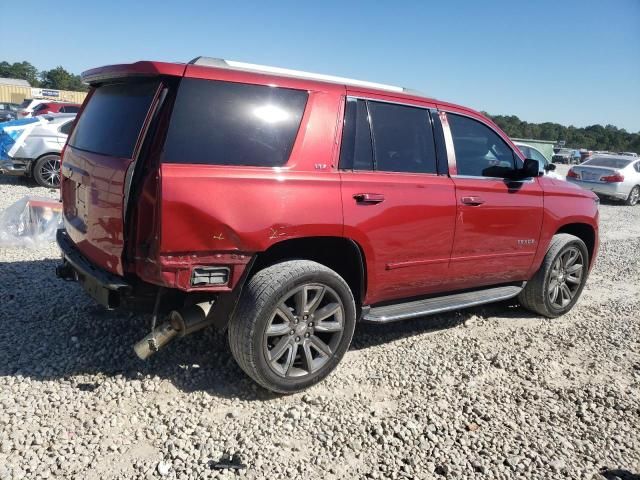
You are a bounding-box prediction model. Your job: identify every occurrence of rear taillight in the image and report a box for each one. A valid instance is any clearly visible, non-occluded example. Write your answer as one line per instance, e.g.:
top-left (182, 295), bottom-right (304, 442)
top-left (601, 172), bottom-right (624, 183)
top-left (567, 169), bottom-right (579, 179)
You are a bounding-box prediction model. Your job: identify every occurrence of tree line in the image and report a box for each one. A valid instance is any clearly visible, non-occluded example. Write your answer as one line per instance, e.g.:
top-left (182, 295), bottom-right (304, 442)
top-left (0, 60), bottom-right (88, 92)
top-left (485, 113), bottom-right (639, 153)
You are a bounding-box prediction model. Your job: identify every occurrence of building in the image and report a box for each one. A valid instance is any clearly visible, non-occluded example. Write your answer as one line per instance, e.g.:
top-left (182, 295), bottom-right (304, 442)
top-left (511, 138), bottom-right (556, 161)
top-left (0, 77), bottom-right (87, 105)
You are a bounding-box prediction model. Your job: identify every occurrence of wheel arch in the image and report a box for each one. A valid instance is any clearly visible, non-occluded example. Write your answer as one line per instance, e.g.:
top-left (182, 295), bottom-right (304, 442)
top-left (555, 222), bottom-right (596, 267)
top-left (30, 151), bottom-right (61, 175)
top-left (249, 236), bottom-right (367, 307)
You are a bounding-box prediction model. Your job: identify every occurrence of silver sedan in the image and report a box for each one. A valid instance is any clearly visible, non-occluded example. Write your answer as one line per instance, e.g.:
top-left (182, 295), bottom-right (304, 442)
top-left (566, 154), bottom-right (640, 205)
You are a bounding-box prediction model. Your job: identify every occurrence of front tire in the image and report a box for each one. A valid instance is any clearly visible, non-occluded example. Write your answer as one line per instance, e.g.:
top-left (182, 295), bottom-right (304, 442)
top-left (625, 185), bottom-right (640, 206)
top-left (519, 234), bottom-right (589, 318)
top-left (229, 260), bottom-right (356, 393)
top-left (33, 154), bottom-right (61, 188)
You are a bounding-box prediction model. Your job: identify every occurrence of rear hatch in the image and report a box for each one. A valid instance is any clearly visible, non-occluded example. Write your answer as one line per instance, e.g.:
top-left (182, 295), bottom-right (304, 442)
top-left (61, 78), bottom-right (166, 275)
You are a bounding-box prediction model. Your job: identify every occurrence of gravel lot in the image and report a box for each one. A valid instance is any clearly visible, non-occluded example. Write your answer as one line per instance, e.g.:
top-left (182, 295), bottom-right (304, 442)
top-left (0, 170), bottom-right (638, 480)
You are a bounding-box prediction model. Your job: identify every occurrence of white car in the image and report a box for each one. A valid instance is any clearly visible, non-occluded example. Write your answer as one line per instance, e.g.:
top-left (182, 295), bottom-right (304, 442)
top-left (567, 154), bottom-right (640, 206)
top-left (514, 142), bottom-right (565, 180)
top-left (16, 98), bottom-right (51, 119)
top-left (0, 113), bottom-right (75, 188)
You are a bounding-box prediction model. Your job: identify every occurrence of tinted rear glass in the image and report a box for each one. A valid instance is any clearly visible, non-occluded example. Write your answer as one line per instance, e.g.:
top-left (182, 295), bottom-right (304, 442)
top-left (19, 99), bottom-right (31, 108)
top-left (583, 157), bottom-right (631, 169)
top-left (69, 80), bottom-right (159, 158)
top-left (162, 78), bottom-right (308, 167)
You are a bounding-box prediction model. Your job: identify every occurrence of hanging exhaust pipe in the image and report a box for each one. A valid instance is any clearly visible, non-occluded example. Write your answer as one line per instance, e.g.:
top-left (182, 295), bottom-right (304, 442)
top-left (133, 300), bottom-right (215, 360)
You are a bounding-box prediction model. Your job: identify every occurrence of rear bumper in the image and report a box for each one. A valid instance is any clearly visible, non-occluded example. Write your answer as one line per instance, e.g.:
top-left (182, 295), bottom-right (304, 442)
top-left (0, 158), bottom-right (31, 176)
top-left (56, 229), bottom-right (132, 309)
top-left (566, 179), bottom-right (630, 200)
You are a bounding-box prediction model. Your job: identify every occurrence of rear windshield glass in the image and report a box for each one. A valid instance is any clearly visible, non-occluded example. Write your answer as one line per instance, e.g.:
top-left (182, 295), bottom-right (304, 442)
top-left (162, 78), bottom-right (308, 167)
top-left (69, 80), bottom-right (159, 158)
top-left (583, 157), bottom-right (631, 169)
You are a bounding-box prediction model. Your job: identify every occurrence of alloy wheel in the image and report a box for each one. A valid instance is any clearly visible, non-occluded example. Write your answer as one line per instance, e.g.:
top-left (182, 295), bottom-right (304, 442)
top-left (629, 186), bottom-right (640, 206)
top-left (39, 157), bottom-right (61, 187)
top-left (548, 246), bottom-right (584, 309)
top-left (263, 284), bottom-right (345, 378)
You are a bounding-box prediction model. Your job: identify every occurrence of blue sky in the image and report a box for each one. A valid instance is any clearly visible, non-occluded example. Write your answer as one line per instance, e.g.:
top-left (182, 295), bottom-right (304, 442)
top-left (4, 0), bottom-right (640, 131)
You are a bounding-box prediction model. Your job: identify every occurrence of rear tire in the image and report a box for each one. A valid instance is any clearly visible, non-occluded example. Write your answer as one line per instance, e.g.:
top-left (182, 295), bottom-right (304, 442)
top-left (625, 185), bottom-right (640, 206)
top-left (33, 154), bottom-right (61, 188)
top-left (228, 260), bottom-right (356, 393)
top-left (519, 234), bottom-right (589, 318)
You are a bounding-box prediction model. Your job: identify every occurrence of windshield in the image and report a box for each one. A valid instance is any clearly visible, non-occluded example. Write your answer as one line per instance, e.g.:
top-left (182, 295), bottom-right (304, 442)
top-left (19, 99), bottom-right (32, 108)
top-left (583, 157), bottom-right (631, 169)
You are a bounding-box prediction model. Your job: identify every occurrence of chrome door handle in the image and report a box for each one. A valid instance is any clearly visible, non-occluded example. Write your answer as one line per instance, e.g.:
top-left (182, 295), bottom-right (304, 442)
top-left (353, 193), bottom-right (385, 204)
top-left (461, 196), bottom-right (485, 206)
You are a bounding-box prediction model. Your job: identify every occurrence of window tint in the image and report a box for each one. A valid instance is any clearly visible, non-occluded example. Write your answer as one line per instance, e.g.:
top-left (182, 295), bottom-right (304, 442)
top-left (60, 121), bottom-right (74, 135)
top-left (339, 98), bottom-right (373, 170)
top-left (33, 103), bottom-right (48, 112)
top-left (448, 113), bottom-right (516, 177)
top-left (64, 105), bottom-right (80, 113)
top-left (368, 101), bottom-right (436, 174)
top-left (69, 80), bottom-right (159, 158)
top-left (635, 162), bottom-right (640, 173)
top-left (162, 78), bottom-right (307, 167)
top-left (583, 157), bottom-right (631, 169)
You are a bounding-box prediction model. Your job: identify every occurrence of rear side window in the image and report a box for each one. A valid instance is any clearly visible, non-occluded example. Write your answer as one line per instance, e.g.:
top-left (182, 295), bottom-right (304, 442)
top-left (339, 98), bottom-right (437, 174)
top-left (63, 105), bottom-right (80, 113)
top-left (162, 78), bottom-right (308, 167)
top-left (69, 80), bottom-right (159, 158)
top-left (33, 104), bottom-right (48, 112)
top-left (59, 121), bottom-right (74, 135)
top-left (339, 98), bottom-right (374, 170)
top-left (368, 101), bottom-right (436, 174)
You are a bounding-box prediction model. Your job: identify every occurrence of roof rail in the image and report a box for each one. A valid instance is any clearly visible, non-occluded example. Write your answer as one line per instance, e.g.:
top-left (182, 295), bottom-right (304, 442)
top-left (188, 56), bottom-right (406, 93)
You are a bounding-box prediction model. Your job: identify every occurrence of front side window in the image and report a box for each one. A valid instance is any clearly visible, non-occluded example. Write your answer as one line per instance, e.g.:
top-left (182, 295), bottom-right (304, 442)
top-left (162, 78), bottom-right (308, 167)
top-left (33, 103), bottom-right (48, 113)
top-left (448, 113), bottom-right (517, 178)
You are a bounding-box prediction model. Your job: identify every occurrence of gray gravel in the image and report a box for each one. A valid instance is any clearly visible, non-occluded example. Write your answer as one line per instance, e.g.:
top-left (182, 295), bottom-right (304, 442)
top-left (0, 172), bottom-right (639, 480)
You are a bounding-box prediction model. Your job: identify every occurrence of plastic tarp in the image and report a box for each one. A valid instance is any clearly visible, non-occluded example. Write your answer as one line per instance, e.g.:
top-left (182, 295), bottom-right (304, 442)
top-left (0, 196), bottom-right (62, 248)
top-left (0, 117), bottom-right (44, 162)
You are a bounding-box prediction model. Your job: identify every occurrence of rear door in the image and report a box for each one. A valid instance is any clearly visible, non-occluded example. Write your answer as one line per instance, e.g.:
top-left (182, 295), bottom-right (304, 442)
top-left (340, 95), bottom-right (457, 305)
top-left (61, 80), bottom-right (163, 275)
top-left (441, 111), bottom-right (544, 290)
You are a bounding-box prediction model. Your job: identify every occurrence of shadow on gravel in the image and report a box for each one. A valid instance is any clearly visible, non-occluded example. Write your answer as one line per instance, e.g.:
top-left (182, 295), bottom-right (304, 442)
top-left (0, 258), bottom-right (539, 398)
top-left (600, 469), bottom-right (640, 480)
top-left (0, 175), bottom-right (38, 188)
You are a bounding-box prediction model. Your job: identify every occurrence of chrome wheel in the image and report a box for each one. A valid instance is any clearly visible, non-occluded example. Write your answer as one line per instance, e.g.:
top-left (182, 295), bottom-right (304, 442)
top-left (39, 156), bottom-right (61, 187)
top-left (628, 186), bottom-right (640, 206)
top-left (263, 283), bottom-right (345, 378)
top-left (548, 246), bottom-right (584, 309)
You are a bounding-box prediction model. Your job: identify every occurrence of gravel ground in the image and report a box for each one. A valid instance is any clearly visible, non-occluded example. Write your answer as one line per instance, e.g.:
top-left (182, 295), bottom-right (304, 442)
top-left (0, 171), bottom-right (638, 480)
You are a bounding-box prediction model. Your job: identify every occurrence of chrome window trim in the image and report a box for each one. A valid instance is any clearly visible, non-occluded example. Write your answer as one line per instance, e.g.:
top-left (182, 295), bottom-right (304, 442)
top-left (439, 110), bottom-right (530, 180)
top-left (451, 174), bottom-right (536, 184)
top-left (346, 95), bottom-right (435, 110)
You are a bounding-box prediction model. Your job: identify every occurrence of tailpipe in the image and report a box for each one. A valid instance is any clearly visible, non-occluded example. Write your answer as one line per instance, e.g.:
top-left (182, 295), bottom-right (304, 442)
top-left (133, 300), bottom-right (214, 360)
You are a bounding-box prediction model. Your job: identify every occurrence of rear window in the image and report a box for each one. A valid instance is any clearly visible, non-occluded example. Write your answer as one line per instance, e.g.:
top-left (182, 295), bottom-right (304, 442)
top-left (583, 157), bottom-right (631, 169)
top-left (69, 80), bottom-right (159, 158)
top-left (162, 78), bottom-right (308, 167)
top-left (33, 103), bottom-right (48, 112)
top-left (19, 99), bottom-right (32, 108)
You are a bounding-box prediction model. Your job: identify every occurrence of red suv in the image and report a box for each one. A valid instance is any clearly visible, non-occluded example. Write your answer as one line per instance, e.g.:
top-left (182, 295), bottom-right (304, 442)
top-left (32, 102), bottom-right (81, 116)
top-left (56, 57), bottom-right (599, 393)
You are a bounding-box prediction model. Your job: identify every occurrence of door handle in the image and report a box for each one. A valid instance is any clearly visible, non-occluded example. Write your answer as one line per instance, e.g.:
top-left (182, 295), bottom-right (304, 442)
top-left (461, 196), bottom-right (485, 206)
top-left (353, 193), bottom-right (385, 204)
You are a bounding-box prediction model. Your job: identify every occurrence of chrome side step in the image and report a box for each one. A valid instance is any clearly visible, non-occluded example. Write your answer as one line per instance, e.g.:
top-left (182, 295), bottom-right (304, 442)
top-left (362, 285), bottom-right (523, 324)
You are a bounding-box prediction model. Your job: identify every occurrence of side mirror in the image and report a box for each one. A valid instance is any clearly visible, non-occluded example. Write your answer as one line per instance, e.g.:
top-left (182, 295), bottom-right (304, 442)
top-left (544, 163), bottom-right (556, 172)
top-left (515, 158), bottom-right (541, 179)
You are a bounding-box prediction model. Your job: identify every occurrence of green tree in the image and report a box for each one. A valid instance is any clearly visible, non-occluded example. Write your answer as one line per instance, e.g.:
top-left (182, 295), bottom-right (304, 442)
top-left (39, 66), bottom-right (88, 92)
top-left (0, 60), bottom-right (40, 86)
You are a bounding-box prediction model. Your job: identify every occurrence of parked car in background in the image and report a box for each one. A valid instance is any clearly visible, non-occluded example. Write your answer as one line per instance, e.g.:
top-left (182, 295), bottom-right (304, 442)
top-left (567, 154), bottom-right (640, 205)
top-left (32, 102), bottom-right (82, 116)
top-left (17, 98), bottom-right (51, 118)
top-left (0, 103), bottom-right (19, 122)
top-left (514, 142), bottom-right (564, 180)
top-left (0, 113), bottom-right (75, 188)
top-left (579, 149), bottom-right (593, 162)
top-left (55, 57), bottom-right (599, 393)
top-left (553, 148), bottom-right (574, 164)
top-left (571, 150), bottom-right (581, 164)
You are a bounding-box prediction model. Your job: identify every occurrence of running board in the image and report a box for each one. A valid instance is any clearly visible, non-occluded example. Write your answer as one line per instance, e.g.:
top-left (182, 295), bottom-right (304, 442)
top-left (362, 285), bottom-right (523, 324)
